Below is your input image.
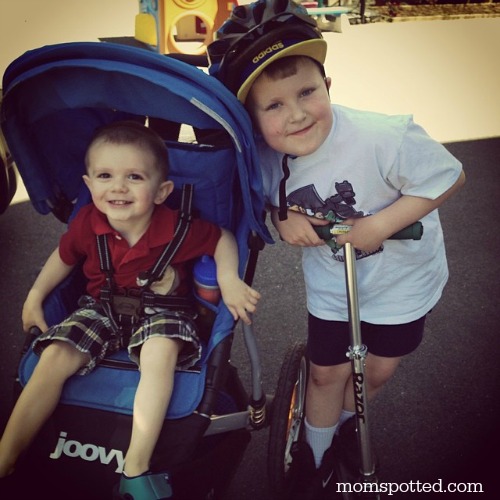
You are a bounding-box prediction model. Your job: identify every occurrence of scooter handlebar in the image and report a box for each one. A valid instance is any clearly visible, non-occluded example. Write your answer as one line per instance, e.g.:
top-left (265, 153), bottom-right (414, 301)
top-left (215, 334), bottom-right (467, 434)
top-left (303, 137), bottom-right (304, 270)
top-left (314, 221), bottom-right (424, 242)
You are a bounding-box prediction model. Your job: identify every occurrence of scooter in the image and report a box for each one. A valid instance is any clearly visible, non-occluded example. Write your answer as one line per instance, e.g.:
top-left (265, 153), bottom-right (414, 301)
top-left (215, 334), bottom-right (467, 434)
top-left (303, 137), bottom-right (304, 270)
top-left (267, 221), bottom-right (423, 499)
top-left (322, 221), bottom-right (423, 498)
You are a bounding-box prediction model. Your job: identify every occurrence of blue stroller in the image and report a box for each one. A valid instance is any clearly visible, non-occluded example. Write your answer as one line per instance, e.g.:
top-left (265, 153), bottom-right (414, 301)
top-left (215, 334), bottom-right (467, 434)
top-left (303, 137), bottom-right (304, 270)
top-left (0, 41), bottom-right (276, 499)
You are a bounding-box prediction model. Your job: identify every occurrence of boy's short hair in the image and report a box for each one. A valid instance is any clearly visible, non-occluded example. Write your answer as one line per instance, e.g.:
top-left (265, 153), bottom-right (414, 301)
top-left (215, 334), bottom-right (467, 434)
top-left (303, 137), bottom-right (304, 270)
top-left (85, 120), bottom-right (169, 178)
top-left (257, 54), bottom-right (326, 82)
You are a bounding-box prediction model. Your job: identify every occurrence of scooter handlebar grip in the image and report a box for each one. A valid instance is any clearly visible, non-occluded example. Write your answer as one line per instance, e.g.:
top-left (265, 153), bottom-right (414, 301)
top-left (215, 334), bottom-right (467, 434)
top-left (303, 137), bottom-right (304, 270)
top-left (389, 222), bottom-right (424, 240)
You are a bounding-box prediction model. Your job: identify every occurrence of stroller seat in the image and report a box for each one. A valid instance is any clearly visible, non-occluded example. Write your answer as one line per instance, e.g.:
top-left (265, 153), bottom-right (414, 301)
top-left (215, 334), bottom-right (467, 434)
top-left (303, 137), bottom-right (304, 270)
top-left (1, 41), bottom-right (272, 499)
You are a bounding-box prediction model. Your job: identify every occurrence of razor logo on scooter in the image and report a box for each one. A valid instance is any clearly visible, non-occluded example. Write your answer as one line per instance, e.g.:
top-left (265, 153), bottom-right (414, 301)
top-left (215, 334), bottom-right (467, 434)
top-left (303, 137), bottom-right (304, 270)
top-left (348, 344), bottom-right (368, 424)
top-left (49, 431), bottom-right (125, 473)
top-left (353, 372), bottom-right (366, 424)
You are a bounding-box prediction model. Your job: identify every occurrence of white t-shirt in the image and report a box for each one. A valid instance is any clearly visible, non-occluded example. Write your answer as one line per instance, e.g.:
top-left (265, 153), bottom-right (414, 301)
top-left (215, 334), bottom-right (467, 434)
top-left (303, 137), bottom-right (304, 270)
top-left (259, 104), bottom-right (463, 324)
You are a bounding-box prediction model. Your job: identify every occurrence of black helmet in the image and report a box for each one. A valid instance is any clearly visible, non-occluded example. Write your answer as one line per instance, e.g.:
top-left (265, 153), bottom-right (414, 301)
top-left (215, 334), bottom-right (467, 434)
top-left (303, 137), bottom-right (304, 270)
top-left (208, 0), bottom-right (327, 103)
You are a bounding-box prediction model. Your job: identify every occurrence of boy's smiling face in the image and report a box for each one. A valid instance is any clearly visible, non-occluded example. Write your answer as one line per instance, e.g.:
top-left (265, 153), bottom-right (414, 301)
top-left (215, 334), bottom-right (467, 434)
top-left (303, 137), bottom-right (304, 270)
top-left (83, 141), bottom-right (172, 235)
top-left (247, 57), bottom-right (333, 157)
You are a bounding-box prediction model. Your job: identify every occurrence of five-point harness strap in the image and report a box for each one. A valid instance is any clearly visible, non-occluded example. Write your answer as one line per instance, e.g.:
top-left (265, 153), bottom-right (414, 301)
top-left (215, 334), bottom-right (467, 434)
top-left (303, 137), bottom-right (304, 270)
top-left (139, 183), bottom-right (194, 288)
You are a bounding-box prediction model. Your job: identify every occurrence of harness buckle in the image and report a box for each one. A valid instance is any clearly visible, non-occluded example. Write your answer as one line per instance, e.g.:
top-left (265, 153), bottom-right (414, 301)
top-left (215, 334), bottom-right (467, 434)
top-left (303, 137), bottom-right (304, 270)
top-left (112, 294), bottom-right (142, 320)
top-left (116, 322), bottom-right (133, 349)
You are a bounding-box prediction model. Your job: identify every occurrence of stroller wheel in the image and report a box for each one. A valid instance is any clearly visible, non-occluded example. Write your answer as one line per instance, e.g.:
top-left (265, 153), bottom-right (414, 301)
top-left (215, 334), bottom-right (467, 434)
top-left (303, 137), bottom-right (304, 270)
top-left (267, 342), bottom-right (308, 499)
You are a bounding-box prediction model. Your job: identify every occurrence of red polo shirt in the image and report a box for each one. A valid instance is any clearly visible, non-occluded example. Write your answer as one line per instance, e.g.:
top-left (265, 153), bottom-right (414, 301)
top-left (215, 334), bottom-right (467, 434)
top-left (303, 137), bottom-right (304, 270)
top-left (59, 203), bottom-right (222, 298)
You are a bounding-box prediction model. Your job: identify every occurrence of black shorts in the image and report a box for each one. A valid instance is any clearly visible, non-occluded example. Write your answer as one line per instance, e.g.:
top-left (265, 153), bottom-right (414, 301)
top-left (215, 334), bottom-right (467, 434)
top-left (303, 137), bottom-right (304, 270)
top-left (307, 313), bottom-right (426, 366)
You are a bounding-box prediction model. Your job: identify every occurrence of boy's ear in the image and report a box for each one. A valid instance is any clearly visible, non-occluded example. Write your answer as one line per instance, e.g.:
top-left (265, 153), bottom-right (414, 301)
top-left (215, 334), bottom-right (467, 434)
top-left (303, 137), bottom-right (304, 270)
top-left (82, 174), bottom-right (91, 189)
top-left (325, 77), bottom-right (332, 91)
top-left (155, 180), bottom-right (174, 204)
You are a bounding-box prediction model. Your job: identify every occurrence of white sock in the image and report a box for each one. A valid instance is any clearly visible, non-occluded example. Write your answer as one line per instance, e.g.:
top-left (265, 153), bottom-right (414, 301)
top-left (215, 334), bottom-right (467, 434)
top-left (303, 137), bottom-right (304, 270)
top-left (337, 409), bottom-right (356, 433)
top-left (304, 417), bottom-right (338, 468)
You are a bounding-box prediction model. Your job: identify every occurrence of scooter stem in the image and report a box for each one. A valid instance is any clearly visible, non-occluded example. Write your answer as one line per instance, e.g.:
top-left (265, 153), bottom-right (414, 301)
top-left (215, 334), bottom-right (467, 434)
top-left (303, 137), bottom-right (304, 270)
top-left (344, 242), bottom-right (376, 479)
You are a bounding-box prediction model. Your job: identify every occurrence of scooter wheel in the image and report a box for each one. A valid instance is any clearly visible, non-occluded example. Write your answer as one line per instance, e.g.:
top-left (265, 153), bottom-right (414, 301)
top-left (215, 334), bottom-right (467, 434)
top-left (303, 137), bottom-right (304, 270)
top-left (267, 341), bottom-right (308, 499)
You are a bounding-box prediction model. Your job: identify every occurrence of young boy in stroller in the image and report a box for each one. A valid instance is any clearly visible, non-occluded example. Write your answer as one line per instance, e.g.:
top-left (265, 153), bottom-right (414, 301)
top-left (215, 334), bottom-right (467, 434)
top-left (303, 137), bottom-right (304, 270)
top-left (0, 120), bottom-right (260, 498)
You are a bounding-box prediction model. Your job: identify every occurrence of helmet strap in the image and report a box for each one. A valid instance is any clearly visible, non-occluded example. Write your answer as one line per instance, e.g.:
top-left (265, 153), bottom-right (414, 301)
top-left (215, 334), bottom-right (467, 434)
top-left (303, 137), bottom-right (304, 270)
top-left (278, 154), bottom-right (291, 221)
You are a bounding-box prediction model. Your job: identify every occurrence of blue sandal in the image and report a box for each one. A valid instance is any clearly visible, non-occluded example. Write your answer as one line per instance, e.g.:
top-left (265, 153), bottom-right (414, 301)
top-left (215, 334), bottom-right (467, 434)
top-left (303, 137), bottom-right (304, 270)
top-left (118, 471), bottom-right (173, 499)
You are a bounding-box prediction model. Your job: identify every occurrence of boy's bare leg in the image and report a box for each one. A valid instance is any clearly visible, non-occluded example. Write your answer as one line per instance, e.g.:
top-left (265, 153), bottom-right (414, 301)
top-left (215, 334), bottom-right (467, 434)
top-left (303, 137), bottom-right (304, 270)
top-left (305, 355), bottom-right (400, 431)
top-left (123, 337), bottom-right (181, 477)
top-left (342, 354), bottom-right (402, 412)
top-left (302, 356), bottom-right (400, 469)
top-left (306, 362), bottom-right (352, 428)
top-left (302, 362), bottom-right (351, 467)
top-left (0, 341), bottom-right (89, 477)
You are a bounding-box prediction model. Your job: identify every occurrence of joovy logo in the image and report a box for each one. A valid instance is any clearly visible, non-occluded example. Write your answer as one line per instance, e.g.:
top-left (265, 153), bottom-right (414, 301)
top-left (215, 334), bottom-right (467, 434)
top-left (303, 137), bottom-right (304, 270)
top-left (49, 431), bottom-right (125, 473)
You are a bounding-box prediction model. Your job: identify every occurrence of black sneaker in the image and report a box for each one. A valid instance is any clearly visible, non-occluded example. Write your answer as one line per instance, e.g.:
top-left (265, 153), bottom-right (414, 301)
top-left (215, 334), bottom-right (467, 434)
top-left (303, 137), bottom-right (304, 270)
top-left (287, 441), bottom-right (337, 500)
top-left (316, 443), bottom-right (337, 496)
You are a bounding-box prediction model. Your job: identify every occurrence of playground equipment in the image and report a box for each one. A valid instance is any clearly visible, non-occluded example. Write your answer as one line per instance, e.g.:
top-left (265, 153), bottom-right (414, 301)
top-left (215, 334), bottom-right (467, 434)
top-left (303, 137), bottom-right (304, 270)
top-left (135, 0), bottom-right (236, 54)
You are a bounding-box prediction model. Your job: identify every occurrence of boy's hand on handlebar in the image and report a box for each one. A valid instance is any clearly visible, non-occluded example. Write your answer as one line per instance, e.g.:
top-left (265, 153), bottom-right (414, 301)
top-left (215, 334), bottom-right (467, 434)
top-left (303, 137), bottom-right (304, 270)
top-left (335, 217), bottom-right (387, 253)
top-left (219, 276), bottom-right (261, 325)
top-left (271, 208), bottom-right (329, 247)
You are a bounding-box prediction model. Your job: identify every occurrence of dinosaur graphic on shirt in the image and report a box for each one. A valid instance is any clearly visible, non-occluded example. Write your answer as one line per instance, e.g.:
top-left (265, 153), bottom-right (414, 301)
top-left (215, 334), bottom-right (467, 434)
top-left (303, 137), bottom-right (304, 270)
top-left (286, 180), bottom-right (382, 261)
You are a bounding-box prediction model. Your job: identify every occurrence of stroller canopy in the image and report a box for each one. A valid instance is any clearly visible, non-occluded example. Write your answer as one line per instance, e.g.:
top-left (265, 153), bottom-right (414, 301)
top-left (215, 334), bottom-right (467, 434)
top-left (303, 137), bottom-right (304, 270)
top-left (1, 41), bottom-right (272, 243)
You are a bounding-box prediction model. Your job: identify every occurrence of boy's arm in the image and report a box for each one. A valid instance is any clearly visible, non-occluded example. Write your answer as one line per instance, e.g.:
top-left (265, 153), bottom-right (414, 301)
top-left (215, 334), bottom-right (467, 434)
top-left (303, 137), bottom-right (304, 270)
top-left (22, 247), bottom-right (75, 333)
top-left (336, 170), bottom-right (466, 252)
top-left (272, 170), bottom-right (465, 251)
top-left (213, 229), bottom-right (261, 325)
top-left (270, 207), bottom-right (328, 247)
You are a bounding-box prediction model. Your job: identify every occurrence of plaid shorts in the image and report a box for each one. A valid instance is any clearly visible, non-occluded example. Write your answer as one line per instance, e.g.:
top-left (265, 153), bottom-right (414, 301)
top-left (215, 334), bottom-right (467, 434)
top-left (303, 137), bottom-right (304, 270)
top-left (32, 296), bottom-right (201, 376)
